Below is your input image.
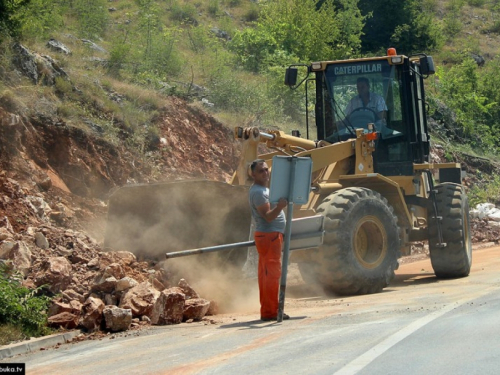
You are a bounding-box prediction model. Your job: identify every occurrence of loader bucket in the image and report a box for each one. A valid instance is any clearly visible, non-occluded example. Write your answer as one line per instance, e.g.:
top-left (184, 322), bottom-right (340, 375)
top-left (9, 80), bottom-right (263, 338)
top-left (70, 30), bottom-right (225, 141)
top-left (104, 180), bottom-right (251, 267)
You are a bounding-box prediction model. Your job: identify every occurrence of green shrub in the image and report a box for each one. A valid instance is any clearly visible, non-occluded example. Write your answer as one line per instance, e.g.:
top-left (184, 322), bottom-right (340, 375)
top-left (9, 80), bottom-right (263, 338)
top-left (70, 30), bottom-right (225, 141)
top-left (243, 4), bottom-right (259, 22)
top-left (57, 102), bottom-right (83, 118)
top-left (187, 25), bottom-right (213, 53)
top-left (74, 0), bottom-right (110, 39)
top-left (487, 19), bottom-right (500, 34)
top-left (55, 76), bottom-right (73, 97)
top-left (422, 0), bottom-right (438, 12)
top-left (0, 262), bottom-right (51, 339)
top-left (226, 0), bottom-right (241, 7)
top-left (467, 0), bottom-right (486, 6)
top-left (208, 0), bottom-right (220, 16)
top-left (108, 41), bottom-right (130, 77)
top-left (170, 1), bottom-right (198, 23)
top-left (443, 14), bottom-right (462, 37)
top-left (8, 0), bottom-right (64, 40)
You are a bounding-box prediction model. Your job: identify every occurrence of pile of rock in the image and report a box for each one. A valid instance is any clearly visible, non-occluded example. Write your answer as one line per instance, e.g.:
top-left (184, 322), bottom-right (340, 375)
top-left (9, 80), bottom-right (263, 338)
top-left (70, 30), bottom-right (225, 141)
top-left (0, 177), bottom-right (216, 334)
top-left (2, 216), bottom-right (216, 332)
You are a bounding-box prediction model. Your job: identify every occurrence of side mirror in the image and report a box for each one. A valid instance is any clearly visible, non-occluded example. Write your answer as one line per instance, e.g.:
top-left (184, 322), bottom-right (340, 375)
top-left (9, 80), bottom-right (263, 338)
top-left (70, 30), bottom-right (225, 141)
top-left (284, 68), bottom-right (298, 86)
top-left (419, 56), bottom-right (435, 76)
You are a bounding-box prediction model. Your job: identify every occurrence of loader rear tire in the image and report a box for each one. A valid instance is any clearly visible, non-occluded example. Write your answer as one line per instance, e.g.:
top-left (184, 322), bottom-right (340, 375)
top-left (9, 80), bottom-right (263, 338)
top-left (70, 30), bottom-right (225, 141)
top-left (428, 183), bottom-right (472, 278)
top-left (316, 187), bottom-right (400, 295)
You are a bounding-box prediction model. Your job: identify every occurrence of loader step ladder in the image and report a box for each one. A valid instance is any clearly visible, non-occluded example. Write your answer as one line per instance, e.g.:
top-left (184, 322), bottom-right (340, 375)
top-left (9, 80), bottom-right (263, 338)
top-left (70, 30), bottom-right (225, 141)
top-left (427, 171), bottom-right (447, 248)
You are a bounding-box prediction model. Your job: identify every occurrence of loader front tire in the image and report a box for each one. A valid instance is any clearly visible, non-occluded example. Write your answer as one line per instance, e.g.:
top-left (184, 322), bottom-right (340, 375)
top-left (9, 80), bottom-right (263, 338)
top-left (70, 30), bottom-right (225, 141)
top-left (317, 187), bottom-right (400, 295)
top-left (428, 183), bottom-right (472, 278)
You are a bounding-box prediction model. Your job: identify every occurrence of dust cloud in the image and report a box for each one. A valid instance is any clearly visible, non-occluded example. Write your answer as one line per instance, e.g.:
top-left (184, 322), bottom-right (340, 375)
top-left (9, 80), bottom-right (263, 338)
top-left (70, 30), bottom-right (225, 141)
top-left (162, 255), bottom-right (260, 314)
top-left (104, 179), bottom-right (258, 313)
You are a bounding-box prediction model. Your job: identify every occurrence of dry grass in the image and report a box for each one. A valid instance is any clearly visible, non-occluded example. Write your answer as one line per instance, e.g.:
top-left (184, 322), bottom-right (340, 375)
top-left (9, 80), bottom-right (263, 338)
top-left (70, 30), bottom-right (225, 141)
top-left (101, 78), bottom-right (167, 110)
top-left (0, 324), bottom-right (26, 346)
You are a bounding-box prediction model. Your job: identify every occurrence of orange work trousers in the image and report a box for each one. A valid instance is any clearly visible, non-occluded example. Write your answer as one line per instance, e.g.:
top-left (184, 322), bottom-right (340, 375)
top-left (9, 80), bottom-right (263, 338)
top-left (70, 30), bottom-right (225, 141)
top-left (254, 231), bottom-right (283, 319)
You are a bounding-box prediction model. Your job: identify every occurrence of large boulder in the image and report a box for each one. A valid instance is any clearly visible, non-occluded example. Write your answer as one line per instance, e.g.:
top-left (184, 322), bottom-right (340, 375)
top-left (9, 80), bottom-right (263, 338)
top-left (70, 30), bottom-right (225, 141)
top-left (46, 39), bottom-right (71, 55)
top-left (119, 282), bottom-right (160, 317)
top-left (178, 278), bottom-right (199, 299)
top-left (0, 227), bottom-right (14, 241)
top-left (101, 263), bottom-right (125, 279)
top-left (0, 241), bottom-right (32, 276)
top-left (103, 306), bottom-right (132, 332)
top-left (48, 299), bottom-right (82, 317)
top-left (12, 43), bottom-right (67, 85)
top-left (100, 251), bottom-right (137, 268)
top-left (48, 312), bottom-right (80, 329)
top-left (33, 256), bottom-right (72, 293)
top-left (34, 232), bottom-right (49, 249)
top-left (151, 287), bottom-right (185, 325)
top-left (91, 276), bottom-right (117, 294)
top-left (183, 298), bottom-right (210, 321)
top-left (61, 289), bottom-right (85, 303)
top-left (80, 297), bottom-right (105, 332)
top-left (116, 277), bottom-right (138, 292)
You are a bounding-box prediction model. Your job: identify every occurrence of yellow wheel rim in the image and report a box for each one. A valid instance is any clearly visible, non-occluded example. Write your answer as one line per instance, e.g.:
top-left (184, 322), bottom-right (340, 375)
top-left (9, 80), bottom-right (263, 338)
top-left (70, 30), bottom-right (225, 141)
top-left (353, 215), bottom-right (387, 269)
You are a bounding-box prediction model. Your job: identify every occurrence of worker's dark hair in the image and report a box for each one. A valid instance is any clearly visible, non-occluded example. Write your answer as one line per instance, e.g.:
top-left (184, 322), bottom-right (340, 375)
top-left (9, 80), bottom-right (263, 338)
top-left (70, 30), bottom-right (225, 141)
top-left (250, 159), bottom-right (266, 172)
top-left (356, 77), bottom-right (369, 86)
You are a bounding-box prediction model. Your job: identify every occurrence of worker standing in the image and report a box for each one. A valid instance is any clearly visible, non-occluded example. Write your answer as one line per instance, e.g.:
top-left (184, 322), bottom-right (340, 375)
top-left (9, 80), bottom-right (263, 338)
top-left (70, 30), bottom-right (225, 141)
top-left (249, 159), bottom-right (289, 321)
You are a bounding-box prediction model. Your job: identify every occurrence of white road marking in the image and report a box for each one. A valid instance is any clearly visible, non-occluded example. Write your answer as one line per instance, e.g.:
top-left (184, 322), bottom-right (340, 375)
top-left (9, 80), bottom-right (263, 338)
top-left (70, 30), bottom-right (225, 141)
top-left (334, 286), bottom-right (498, 375)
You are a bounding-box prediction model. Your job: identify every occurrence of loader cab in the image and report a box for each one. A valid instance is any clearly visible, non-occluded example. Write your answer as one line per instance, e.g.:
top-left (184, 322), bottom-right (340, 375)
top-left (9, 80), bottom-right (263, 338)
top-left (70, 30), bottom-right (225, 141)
top-left (311, 52), bottom-right (434, 176)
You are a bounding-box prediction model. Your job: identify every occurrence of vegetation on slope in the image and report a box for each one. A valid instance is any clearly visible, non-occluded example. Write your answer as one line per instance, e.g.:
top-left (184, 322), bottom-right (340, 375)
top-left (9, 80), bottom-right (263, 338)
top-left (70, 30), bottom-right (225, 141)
top-left (1, 0), bottom-right (500, 198)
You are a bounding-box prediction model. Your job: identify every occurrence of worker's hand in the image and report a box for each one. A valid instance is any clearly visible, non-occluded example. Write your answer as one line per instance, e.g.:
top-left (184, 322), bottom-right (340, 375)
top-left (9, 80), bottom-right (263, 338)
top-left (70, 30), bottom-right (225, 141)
top-left (277, 198), bottom-right (288, 210)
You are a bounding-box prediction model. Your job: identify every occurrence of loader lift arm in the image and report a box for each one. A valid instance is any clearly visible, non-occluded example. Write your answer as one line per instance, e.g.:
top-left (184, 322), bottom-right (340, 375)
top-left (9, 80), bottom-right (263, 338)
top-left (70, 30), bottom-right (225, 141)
top-left (232, 126), bottom-right (377, 186)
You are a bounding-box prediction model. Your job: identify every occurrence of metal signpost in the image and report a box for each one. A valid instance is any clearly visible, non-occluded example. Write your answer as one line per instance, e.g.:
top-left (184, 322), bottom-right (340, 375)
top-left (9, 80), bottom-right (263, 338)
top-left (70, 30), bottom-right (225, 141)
top-left (269, 155), bottom-right (312, 323)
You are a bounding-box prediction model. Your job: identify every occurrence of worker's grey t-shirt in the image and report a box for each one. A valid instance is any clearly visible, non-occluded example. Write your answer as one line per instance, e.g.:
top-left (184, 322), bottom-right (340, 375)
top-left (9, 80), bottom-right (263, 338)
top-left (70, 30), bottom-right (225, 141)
top-left (249, 184), bottom-right (286, 233)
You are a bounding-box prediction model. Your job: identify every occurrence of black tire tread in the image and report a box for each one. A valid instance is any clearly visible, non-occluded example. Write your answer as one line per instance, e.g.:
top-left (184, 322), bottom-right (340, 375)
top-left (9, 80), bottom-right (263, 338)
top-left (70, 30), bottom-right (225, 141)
top-left (428, 183), bottom-right (472, 278)
top-left (316, 187), bottom-right (400, 295)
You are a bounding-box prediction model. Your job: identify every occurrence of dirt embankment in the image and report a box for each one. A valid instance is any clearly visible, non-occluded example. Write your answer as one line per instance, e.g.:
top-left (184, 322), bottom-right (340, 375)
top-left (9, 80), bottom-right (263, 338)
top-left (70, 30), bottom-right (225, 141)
top-left (0, 98), bottom-right (239, 235)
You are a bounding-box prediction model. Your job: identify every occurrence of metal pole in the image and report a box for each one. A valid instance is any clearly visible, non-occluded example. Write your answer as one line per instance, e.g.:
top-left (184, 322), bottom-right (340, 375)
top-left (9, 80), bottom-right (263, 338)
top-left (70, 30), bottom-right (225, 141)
top-left (277, 157), bottom-right (296, 322)
top-left (165, 241), bottom-right (255, 259)
top-left (165, 232), bottom-right (323, 260)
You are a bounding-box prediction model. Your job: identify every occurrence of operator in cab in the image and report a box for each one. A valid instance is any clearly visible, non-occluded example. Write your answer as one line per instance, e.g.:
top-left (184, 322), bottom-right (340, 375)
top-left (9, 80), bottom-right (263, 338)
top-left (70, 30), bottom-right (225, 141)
top-left (324, 77), bottom-right (393, 143)
top-left (345, 77), bottom-right (387, 123)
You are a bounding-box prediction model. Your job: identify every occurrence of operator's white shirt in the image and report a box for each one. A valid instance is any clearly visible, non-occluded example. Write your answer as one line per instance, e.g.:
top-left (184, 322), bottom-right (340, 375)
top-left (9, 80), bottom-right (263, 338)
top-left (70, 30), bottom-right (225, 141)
top-left (346, 92), bottom-right (387, 115)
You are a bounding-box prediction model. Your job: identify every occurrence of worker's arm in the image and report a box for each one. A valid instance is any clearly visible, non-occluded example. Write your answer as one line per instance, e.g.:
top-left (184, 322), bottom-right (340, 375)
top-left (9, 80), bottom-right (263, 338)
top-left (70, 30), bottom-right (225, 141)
top-left (256, 198), bottom-right (287, 223)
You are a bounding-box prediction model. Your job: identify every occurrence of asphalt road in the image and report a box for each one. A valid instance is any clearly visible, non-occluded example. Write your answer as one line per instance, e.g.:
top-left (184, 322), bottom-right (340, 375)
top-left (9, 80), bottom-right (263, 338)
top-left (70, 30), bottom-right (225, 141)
top-left (3, 246), bottom-right (500, 375)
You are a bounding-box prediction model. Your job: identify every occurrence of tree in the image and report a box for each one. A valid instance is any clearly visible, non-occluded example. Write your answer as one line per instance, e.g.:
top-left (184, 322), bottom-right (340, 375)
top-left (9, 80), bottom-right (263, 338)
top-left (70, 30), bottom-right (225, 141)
top-left (0, 0), bottom-right (31, 40)
top-left (358, 0), bottom-right (410, 53)
top-left (1, 0), bottom-right (63, 41)
top-left (358, 0), bottom-right (442, 54)
top-left (229, 0), bottom-right (364, 72)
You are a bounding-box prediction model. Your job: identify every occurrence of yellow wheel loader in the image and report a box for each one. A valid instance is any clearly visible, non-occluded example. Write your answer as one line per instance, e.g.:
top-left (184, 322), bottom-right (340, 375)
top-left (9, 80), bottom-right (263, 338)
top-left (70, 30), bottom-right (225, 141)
top-left (104, 49), bottom-right (472, 295)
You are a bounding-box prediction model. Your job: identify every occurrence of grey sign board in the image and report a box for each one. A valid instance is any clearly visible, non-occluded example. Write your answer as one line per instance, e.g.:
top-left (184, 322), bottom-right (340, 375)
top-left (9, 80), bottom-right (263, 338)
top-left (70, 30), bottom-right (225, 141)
top-left (269, 156), bottom-right (312, 204)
